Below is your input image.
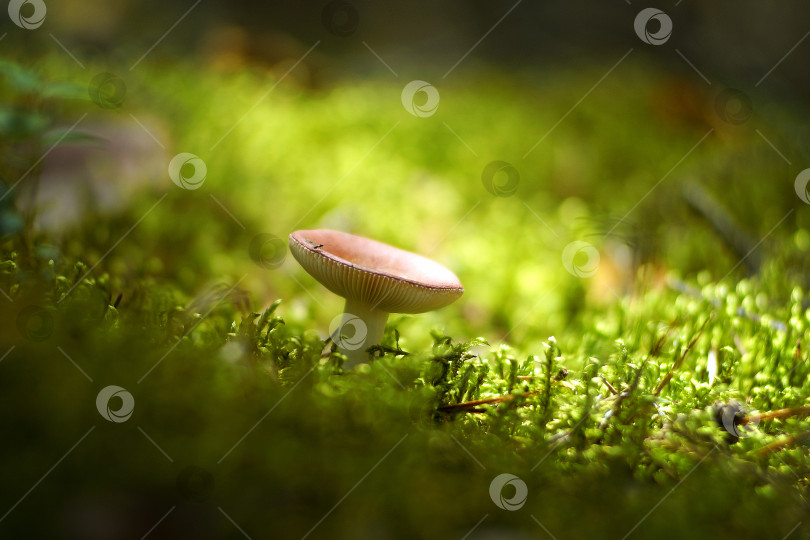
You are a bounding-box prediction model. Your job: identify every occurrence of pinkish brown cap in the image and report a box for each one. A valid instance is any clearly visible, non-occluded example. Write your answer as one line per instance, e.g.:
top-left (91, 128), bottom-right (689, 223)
top-left (288, 229), bottom-right (463, 314)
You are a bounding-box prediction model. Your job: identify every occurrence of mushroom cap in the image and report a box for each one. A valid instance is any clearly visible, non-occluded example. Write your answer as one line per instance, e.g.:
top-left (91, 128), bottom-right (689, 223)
top-left (289, 229), bottom-right (464, 314)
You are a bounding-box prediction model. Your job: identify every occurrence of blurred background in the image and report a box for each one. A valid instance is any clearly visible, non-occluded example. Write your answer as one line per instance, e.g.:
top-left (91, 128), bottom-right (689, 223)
top-left (2, 0), bottom-right (810, 349)
top-left (2, 2), bottom-right (810, 537)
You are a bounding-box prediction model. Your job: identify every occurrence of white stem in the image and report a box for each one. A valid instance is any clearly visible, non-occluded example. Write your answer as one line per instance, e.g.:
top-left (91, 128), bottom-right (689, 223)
top-left (332, 299), bottom-right (388, 369)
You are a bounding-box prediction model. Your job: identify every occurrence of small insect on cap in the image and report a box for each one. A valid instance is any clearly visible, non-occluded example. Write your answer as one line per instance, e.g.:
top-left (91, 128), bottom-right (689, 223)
top-left (288, 229), bottom-right (464, 313)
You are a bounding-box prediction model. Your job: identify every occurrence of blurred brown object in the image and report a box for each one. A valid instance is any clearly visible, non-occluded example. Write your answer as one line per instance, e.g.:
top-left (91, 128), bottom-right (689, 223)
top-left (201, 25), bottom-right (323, 88)
top-left (17, 117), bottom-right (169, 232)
top-left (649, 77), bottom-right (714, 132)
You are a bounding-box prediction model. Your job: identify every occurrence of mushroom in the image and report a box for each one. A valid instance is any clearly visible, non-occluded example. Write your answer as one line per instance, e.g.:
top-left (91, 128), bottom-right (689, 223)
top-left (288, 229), bottom-right (464, 367)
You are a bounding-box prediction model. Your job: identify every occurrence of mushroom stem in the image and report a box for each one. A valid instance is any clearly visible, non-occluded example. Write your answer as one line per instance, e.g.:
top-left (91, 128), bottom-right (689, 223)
top-left (333, 299), bottom-right (388, 368)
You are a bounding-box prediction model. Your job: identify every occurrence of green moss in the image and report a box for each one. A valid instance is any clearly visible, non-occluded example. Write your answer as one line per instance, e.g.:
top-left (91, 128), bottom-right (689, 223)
top-left (0, 55), bottom-right (808, 538)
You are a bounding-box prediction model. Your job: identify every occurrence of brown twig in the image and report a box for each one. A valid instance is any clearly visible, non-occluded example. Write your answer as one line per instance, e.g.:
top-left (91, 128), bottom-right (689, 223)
top-left (437, 375), bottom-right (579, 414)
top-left (600, 374), bottom-right (618, 395)
top-left (601, 365), bottom-right (643, 430)
top-left (654, 317), bottom-right (711, 397)
top-left (741, 405), bottom-right (810, 425)
top-left (649, 325), bottom-right (675, 357)
top-left (756, 430), bottom-right (810, 456)
top-left (438, 390), bottom-right (539, 413)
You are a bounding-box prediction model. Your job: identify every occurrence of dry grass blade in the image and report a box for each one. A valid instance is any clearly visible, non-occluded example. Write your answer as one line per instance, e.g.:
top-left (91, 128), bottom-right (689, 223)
top-left (742, 405), bottom-right (810, 425)
top-left (654, 317), bottom-right (711, 397)
top-left (438, 390), bottom-right (539, 413)
top-left (755, 429), bottom-right (810, 456)
top-left (600, 374), bottom-right (618, 395)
